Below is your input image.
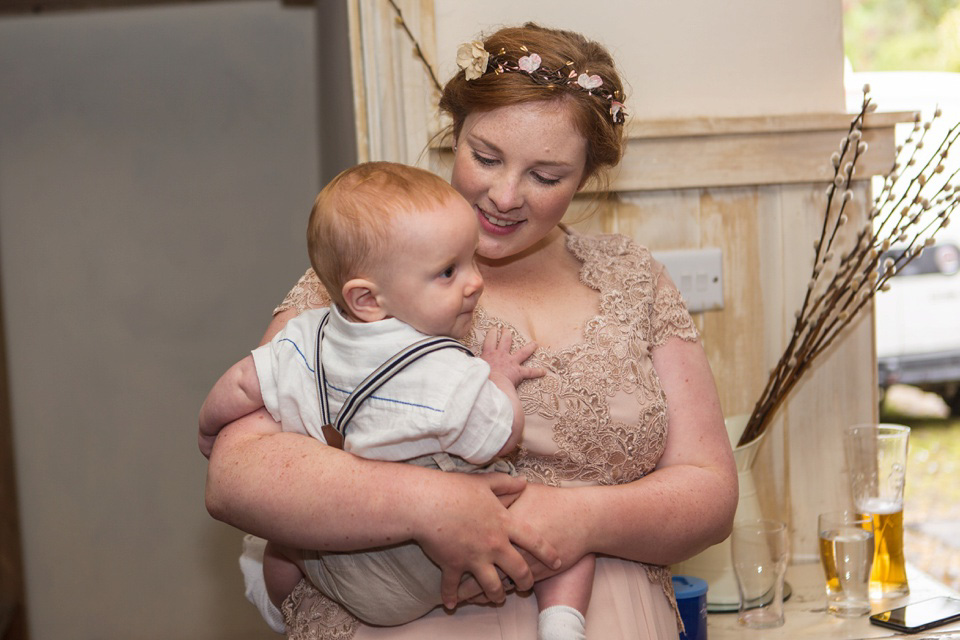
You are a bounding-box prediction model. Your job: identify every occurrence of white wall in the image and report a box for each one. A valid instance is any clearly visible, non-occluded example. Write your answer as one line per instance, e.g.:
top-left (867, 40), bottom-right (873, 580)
top-left (434, 0), bottom-right (845, 119)
top-left (0, 3), bottom-right (318, 638)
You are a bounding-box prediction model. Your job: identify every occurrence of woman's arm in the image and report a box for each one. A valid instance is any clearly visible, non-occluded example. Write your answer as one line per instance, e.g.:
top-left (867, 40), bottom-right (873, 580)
top-left (205, 309), bottom-right (561, 608)
top-left (207, 411), bottom-right (560, 607)
top-left (499, 336), bottom-right (737, 572)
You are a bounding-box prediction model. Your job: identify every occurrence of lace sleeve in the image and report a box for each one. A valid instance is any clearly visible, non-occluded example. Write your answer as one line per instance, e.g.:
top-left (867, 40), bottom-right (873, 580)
top-left (649, 258), bottom-right (699, 347)
top-left (274, 268), bottom-right (332, 316)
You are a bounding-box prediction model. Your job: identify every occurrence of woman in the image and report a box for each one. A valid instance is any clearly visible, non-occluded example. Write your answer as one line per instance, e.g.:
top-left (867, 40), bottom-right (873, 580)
top-left (204, 23), bottom-right (737, 639)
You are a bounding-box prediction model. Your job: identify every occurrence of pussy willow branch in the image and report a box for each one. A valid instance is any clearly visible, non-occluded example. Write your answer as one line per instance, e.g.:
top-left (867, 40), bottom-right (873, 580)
top-left (754, 102), bottom-right (874, 414)
top-left (386, 0), bottom-right (443, 93)
top-left (738, 91), bottom-right (960, 446)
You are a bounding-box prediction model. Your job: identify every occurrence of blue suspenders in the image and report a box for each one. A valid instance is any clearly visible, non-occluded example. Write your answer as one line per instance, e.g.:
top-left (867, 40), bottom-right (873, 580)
top-left (314, 311), bottom-right (473, 449)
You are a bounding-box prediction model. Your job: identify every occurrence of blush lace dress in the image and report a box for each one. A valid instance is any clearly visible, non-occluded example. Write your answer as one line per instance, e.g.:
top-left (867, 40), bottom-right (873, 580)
top-left (268, 232), bottom-right (699, 640)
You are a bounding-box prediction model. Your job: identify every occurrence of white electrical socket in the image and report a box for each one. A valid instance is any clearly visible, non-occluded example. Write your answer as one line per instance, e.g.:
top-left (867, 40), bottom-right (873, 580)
top-left (651, 248), bottom-right (724, 313)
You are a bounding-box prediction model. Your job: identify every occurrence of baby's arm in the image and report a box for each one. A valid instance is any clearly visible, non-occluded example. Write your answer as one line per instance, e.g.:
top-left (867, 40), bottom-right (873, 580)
top-left (479, 330), bottom-right (545, 456)
top-left (198, 355), bottom-right (263, 456)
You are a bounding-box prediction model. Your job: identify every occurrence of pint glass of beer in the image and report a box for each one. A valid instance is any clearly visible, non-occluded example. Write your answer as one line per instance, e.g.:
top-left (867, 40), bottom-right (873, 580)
top-left (843, 423), bottom-right (910, 598)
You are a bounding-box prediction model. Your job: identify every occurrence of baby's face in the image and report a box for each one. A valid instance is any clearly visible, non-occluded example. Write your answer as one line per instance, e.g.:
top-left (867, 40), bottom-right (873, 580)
top-left (374, 194), bottom-right (484, 338)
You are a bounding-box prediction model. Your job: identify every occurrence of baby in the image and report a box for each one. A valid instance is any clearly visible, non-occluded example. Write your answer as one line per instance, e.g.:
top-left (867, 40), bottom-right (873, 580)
top-left (200, 162), bottom-right (594, 640)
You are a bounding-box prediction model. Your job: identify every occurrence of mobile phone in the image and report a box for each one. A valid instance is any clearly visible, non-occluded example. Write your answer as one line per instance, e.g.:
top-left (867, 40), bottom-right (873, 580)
top-left (869, 596), bottom-right (960, 633)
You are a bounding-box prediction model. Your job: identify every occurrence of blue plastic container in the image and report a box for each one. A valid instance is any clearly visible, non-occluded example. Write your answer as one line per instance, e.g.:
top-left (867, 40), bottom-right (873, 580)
top-left (672, 575), bottom-right (708, 640)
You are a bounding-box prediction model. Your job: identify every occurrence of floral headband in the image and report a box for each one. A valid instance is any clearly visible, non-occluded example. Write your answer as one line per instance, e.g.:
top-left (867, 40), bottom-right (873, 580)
top-left (456, 41), bottom-right (627, 124)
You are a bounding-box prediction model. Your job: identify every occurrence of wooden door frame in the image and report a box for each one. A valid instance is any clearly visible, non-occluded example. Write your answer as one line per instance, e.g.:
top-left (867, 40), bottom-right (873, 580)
top-left (0, 261), bottom-right (27, 639)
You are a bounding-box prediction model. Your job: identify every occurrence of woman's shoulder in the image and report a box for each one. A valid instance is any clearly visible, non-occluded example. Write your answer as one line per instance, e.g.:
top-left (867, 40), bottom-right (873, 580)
top-left (567, 230), bottom-right (652, 262)
top-left (275, 268), bottom-right (332, 316)
top-left (565, 231), bottom-right (656, 287)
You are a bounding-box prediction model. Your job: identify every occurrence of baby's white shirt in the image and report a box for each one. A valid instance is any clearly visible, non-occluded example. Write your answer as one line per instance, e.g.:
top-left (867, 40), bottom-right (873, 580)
top-left (251, 305), bottom-right (512, 463)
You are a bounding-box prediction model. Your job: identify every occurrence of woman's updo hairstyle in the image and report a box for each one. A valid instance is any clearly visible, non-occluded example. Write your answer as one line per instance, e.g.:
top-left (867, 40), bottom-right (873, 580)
top-left (439, 23), bottom-right (626, 185)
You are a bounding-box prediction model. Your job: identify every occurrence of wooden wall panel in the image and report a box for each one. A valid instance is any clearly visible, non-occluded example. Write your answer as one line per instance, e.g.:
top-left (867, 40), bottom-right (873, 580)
top-left (614, 189), bottom-right (702, 250)
top-left (698, 186), bottom-right (785, 418)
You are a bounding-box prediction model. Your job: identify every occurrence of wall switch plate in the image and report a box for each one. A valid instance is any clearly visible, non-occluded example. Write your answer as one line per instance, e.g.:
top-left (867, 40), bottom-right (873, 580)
top-left (651, 248), bottom-right (724, 313)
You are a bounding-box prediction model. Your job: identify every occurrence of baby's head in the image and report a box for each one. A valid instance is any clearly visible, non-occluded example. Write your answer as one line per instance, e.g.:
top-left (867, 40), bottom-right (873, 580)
top-left (308, 162), bottom-right (484, 338)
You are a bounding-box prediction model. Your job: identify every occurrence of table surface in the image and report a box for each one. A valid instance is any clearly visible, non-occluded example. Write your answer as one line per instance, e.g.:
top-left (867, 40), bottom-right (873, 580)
top-left (707, 562), bottom-right (960, 639)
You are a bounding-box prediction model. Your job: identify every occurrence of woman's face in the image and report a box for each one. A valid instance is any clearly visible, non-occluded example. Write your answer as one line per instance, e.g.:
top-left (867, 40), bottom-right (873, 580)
top-left (450, 100), bottom-right (588, 262)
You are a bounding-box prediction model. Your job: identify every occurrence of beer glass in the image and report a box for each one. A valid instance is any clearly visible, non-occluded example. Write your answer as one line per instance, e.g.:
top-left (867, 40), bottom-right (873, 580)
top-left (732, 519), bottom-right (789, 629)
top-left (843, 423), bottom-right (910, 598)
top-left (818, 510), bottom-right (874, 616)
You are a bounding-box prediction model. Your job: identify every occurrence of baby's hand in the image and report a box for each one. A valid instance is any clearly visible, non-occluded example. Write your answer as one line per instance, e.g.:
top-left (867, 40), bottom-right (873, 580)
top-left (479, 329), bottom-right (546, 388)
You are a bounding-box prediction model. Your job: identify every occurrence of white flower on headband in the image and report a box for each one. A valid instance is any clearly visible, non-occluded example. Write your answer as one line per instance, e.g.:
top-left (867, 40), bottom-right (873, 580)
top-left (577, 73), bottom-right (603, 91)
top-left (610, 100), bottom-right (624, 121)
top-left (518, 53), bottom-right (541, 73)
top-left (457, 41), bottom-right (490, 81)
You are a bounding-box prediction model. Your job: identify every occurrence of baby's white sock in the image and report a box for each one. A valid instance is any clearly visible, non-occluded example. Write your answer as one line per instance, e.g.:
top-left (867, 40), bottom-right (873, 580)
top-left (239, 534), bottom-right (286, 634)
top-left (538, 605), bottom-right (587, 640)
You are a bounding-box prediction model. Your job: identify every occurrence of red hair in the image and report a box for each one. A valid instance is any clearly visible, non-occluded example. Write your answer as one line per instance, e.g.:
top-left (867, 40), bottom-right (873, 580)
top-left (307, 162), bottom-right (460, 310)
top-left (439, 23), bottom-right (626, 183)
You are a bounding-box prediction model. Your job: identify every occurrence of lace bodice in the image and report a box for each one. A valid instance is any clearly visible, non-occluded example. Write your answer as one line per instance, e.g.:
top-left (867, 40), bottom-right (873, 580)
top-left (277, 233), bottom-right (698, 486)
top-left (274, 232), bottom-right (700, 638)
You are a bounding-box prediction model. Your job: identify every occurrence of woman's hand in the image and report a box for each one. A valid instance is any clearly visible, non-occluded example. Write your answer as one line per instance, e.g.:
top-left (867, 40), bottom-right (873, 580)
top-left (413, 473), bottom-right (562, 609)
top-left (456, 482), bottom-right (588, 603)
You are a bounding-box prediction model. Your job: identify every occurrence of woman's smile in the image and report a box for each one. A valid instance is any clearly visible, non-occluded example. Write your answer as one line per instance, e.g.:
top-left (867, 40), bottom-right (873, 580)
top-left (477, 206), bottom-right (525, 233)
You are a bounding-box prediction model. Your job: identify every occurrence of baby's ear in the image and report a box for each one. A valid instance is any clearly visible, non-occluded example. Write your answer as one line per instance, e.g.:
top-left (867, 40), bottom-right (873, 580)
top-left (341, 278), bottom-right (387, 323)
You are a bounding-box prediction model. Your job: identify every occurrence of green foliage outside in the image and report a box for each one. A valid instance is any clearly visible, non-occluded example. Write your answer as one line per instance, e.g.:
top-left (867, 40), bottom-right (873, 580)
top-left (844, 0), bottom-right (960, 72)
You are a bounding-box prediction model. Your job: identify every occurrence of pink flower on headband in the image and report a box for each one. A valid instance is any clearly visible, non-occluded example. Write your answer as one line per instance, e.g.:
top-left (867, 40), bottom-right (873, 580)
top-left (577, 73), bottom-right (603, 90)
top-left (457, 41), bottom-right (490, 81)
top-left (518, 53), bottom-right (541, 73)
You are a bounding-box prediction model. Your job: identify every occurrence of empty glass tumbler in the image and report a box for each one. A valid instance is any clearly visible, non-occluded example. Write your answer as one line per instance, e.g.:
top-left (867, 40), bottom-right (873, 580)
top-left (731, 519), bottom-right (789, 629)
